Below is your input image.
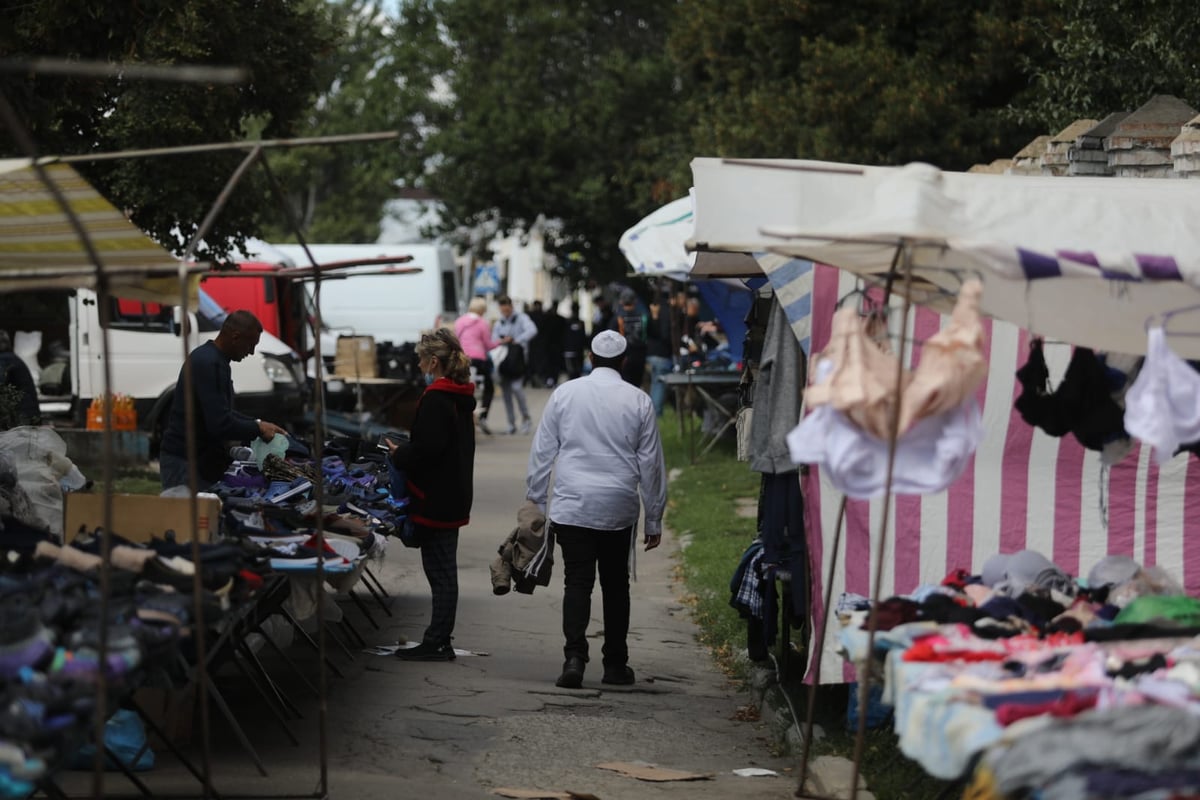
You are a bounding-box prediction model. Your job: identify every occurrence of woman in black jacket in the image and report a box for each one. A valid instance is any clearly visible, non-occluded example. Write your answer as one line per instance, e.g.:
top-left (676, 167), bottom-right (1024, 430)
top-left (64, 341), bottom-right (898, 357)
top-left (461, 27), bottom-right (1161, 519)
top-left (387, 328), bottom-right (476, 661)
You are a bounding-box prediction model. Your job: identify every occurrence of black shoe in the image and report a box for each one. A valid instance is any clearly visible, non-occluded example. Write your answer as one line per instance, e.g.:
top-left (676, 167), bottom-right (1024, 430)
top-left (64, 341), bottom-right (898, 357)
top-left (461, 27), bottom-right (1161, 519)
top-left (394, 641), bottom-right (455, 661)
top-left (555, 656), bottom-right (585, 688)
top-left (601, 665), bottom-right (635, 686)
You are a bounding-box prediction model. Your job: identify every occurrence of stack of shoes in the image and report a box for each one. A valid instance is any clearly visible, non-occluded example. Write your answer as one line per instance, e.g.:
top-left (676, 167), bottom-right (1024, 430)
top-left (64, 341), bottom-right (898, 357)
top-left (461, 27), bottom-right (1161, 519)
top-left (0, 534), bottom-right (220, 792)
top-left (205, 442), bottom-right (400, 570)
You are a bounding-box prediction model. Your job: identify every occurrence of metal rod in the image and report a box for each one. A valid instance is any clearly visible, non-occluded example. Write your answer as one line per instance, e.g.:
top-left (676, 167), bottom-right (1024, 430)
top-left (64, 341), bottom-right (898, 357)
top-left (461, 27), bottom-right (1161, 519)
top-left (176, 151), bottom-right (267, 800)
top-left (128, 696), bottom-right (222, 798)
top-left (257, 155), bottom-right (331, 797)
top-left (795, 496), bottom-right (847, 797)
top-left (0, 86), bottom-right (118, 800)
top-left (52, 131), bottom-right (400, 163)
top-left (848, 243), bottom-right (915, 800)
top-left (0, 57), bottom-right (247, 84)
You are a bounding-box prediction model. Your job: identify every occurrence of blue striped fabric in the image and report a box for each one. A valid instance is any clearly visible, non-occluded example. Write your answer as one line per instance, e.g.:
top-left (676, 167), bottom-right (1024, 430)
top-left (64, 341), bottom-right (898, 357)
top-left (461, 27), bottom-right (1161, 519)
top-left (756, 253), bottom-right (815, 354)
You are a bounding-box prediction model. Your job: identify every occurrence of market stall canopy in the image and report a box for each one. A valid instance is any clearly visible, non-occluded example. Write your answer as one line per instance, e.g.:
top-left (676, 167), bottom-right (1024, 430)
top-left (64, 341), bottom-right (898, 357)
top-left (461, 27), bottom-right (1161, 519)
top-left (688, 157), bottom-right (1200, 356)
top-left (0, 158), bottom-right (196, 304)
top-left (620, 192), bottom-right (760, 279)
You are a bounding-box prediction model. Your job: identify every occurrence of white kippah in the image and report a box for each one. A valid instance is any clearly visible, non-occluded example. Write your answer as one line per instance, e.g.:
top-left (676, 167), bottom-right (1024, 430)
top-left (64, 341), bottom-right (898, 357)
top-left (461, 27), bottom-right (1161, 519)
top-left (591, 329), bottom-right (627, 358)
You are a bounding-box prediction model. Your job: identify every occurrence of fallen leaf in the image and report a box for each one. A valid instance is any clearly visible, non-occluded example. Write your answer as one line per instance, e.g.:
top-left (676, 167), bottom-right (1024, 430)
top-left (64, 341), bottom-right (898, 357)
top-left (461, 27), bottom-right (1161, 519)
top-left (732, 705), bottom-right (760, 722)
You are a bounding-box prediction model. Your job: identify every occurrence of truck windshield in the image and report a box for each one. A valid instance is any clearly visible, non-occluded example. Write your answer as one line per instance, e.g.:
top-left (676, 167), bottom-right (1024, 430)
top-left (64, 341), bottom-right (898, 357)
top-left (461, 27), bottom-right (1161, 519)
top-left (197, 288), bottom-right (227, 331)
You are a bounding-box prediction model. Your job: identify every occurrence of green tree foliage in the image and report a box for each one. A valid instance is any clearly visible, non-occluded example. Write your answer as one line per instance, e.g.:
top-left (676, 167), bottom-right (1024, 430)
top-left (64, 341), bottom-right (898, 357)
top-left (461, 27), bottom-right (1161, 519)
top-left (1017, 0), bottom-right (1200, 130)
top-left (0, 0), bottom-right (336, 262)
top-left (396, 0), bottom-right (682, 281)
top-left (378, 0), bottom-right (1056, 284)
top-left (258, 0), bottom-right (447, 244)
top-left (668, 0), bottom-right (1054, 170)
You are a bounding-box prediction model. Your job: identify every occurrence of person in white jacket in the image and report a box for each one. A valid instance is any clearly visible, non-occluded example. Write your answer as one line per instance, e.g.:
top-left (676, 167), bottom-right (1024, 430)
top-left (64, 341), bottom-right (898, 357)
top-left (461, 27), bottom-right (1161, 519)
top-left (492, 296), bottom-right (537, 434)
top-left (525, 329), bottom-right (667, 689)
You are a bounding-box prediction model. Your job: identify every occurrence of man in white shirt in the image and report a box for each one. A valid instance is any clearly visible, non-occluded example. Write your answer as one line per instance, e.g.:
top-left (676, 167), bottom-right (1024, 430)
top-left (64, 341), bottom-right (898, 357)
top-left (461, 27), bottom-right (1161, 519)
top-left (525, 329), bottom-right (667, 689)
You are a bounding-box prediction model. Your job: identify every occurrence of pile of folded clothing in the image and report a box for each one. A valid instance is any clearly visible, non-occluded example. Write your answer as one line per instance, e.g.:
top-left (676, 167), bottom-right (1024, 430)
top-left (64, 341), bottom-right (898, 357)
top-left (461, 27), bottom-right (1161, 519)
top-left (0, 515), bottom-right (271, 797)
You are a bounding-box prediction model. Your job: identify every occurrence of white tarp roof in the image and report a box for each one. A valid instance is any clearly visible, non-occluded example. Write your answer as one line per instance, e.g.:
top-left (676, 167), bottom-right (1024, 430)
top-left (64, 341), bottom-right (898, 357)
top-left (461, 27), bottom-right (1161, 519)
top-left (620, 192), bottom-right (760, 279)
top-left (0, 159), bottom-right (191, 304)
top-left (688, 157), bottom-right (1200, 356)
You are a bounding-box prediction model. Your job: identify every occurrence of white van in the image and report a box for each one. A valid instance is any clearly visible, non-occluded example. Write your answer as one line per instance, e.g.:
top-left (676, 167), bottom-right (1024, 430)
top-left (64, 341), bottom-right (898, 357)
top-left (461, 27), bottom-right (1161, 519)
top-left (258, 242), bottom-right (463, 346)
top-left (0, 288), bottom-right (306, 449)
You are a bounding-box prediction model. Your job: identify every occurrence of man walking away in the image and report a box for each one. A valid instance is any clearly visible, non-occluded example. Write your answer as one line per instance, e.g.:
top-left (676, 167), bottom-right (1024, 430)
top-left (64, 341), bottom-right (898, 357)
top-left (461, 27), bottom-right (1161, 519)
top-left (645, 287), bottom-right (678, 417)
top-left (160, 310), bottom-right (286, 490)
top-left (526, 300), bottom-right (548, 388)
top-left (610, 289), bottom-right (649, 388)
top-left (526, 330), bottom-right (667, 689)
top-left (561, 303), bottom-right (587, 381)
top-left (492, 296), bottom-right (537, 434)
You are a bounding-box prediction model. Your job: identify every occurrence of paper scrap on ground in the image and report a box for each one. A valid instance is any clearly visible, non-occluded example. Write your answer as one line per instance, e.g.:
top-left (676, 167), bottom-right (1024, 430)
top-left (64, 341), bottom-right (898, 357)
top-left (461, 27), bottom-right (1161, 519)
top-left (363, 644), bottom-right (490, 657)
top-left (492, 790), bottom-right (600, 800)
top-left (596, 761), bottom-right (712, 782)
top-left (732, 767), bottom-right (779, 778)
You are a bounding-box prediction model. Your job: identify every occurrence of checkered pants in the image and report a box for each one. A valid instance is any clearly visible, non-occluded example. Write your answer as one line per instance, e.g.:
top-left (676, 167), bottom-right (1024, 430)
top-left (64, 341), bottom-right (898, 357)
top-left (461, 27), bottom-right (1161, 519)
top-left (418, 528), bottom-right (460, 646)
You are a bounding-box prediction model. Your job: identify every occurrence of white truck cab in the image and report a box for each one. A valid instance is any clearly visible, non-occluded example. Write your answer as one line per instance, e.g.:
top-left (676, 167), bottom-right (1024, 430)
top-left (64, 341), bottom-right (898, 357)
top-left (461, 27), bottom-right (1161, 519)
top-left (0, 288), bottom-right (306, 449)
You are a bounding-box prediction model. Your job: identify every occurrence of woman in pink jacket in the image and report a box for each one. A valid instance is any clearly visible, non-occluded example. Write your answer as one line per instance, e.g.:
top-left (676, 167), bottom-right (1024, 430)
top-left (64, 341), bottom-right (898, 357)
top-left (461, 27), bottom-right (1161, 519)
top-left (454, 297), bottom-right (498, 434)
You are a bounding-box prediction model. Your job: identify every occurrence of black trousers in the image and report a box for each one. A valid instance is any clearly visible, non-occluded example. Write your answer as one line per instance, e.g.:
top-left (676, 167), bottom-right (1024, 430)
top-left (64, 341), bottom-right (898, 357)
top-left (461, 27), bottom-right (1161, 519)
top-left (620, 350), bottom-right (647, 388)
top-left (471, 358), bottom-right (494, 417)
top-left (418, 528), bottom-right (460, 646)
top-left (554, 522), bottom-right (633, 667)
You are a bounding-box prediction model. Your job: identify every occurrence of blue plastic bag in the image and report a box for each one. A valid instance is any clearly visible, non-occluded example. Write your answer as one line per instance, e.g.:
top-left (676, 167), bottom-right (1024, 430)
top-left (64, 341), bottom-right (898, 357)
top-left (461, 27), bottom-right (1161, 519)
top-left (70, 709), bottom-right (155, 772)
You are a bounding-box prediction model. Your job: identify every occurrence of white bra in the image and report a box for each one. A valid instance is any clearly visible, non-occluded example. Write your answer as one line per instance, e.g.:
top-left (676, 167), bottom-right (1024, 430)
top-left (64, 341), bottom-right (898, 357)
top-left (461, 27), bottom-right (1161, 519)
top-left (1124, 327), bottom-right (1200, 465)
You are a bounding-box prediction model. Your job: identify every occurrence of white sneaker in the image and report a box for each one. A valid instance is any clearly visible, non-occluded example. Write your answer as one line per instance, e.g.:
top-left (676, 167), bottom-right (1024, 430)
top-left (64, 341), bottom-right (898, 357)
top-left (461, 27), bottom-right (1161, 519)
top-left (519, 419), bottom-right (532, 435)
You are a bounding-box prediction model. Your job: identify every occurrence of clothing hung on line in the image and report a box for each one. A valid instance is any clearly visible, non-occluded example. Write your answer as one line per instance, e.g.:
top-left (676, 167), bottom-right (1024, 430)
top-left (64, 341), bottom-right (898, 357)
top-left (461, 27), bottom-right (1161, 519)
top-left (728, 538), bottom-right (777, 657)
top-left (1124, 326), bottom-right (1200, 465)
top-left (803, 279), bottom-right (987, 441)
top-left (788, 358), bottom-right (984, 498)
top-left (1013, 338), bottom-right (1138, 462)
top-left (749, 295), bottom-right (806, 475)
top-left (786, 281), bottom-right (986, 498)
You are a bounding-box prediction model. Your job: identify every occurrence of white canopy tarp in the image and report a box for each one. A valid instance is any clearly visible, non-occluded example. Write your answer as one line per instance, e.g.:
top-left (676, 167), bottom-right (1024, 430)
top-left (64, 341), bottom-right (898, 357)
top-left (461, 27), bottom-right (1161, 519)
top-left (688, 157), bottom-right (1200, 357)
top-left (0, 158), bottom-right (192, 304)
top-left (622, 192), bottom-right (760, 279)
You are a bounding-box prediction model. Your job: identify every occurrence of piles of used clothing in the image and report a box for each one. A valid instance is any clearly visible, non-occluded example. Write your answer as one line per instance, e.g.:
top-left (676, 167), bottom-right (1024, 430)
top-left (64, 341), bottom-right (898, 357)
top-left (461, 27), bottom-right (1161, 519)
top-left (0, 516), bottom-right (270, 797)
top-left (839, 549), bottom-right (1200, 797)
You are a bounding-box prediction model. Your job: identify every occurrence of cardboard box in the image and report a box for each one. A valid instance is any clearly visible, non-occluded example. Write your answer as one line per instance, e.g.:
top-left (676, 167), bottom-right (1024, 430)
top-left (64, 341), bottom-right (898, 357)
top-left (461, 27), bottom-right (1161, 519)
top-left (334, 335), bottom-right (378, 378)
top-left (62, 493), bottom-right (221, 544)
